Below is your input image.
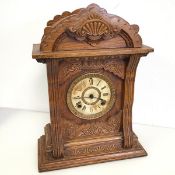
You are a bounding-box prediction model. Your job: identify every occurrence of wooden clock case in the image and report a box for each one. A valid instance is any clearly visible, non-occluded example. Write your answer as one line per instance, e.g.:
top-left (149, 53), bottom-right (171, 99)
top-left (32, 4), bottom-right (153, 172)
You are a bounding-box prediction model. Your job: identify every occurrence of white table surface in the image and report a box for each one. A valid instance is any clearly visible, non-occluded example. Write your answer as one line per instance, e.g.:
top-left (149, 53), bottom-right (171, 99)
top-left (0, 108), bottom-right (175, 175)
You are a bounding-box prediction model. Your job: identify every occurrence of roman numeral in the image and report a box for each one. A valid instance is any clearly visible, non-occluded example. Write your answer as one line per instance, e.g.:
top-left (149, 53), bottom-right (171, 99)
top-left (97, 80), bottom-right (101, 86)
top-left (103, 93), bottom-right (109, 96)
top-left (101, 86), bottom-right (106, 90)
top-left (89, 78), bottom-right (93, 85)
top-left (76, 101), bottom-right (82, 108)
top-left (73, 96), bottom-right (81, 99)
top-left (82, 105), bottom-right (86, 111)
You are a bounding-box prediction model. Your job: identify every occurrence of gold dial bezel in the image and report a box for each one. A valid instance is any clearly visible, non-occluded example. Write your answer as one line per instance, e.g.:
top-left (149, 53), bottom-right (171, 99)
top-left (67, 73), bottom-right (116, 120)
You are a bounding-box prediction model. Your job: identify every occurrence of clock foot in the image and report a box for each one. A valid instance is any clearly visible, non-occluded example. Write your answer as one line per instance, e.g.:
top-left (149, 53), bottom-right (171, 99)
top-left (38, 133), bottom-right (147, 172)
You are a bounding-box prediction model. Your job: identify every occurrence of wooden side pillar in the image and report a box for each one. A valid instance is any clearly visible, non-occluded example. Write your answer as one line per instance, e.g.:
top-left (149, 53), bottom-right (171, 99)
top-left (123, 54), bottom-right (140, 148)
top-left (47, 60), bottom-right (64, 158)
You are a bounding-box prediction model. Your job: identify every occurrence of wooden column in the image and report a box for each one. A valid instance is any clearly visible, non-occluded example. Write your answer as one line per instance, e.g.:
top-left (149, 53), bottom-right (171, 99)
top-left (47, 60), bottom-right (64, 158)
top-left (123, 54), bottom-right (140, 148)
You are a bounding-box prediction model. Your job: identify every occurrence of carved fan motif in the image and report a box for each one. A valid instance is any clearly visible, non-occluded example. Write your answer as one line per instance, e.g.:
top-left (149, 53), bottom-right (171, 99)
top-left (68, 13), bottom-right (119, 42)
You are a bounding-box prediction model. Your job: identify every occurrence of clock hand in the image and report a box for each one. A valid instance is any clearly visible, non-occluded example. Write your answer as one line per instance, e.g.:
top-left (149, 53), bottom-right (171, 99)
top-left (73, 96), bottom-right (95, 99)
top-left (73, 96), bottom-right (106, 103)
top-left (86, 96), bottom-right (106, 104)
top-left (73, 96), bottom-right (98, 100)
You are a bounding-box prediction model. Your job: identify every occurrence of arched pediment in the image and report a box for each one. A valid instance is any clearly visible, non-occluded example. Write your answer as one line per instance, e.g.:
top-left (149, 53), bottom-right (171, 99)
top-left (40, 4), bottom-right (142, 52)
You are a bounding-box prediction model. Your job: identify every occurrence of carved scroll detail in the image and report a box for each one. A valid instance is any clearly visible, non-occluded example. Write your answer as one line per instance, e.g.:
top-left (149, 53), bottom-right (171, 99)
top-left (59, 61), bottom-right (81, 84)
top-left (59, 58), bottom-right (125, 84)
top-left (63, 111), bottom-right (122, 140)
top-left (103, 59), bottom-right (125, 79)
top-left (65, 142), bottom-right (121, 157)
top-left (65, 136), bottom-right (141, 157)
top-left (123, 55), bottom-right (140, 148)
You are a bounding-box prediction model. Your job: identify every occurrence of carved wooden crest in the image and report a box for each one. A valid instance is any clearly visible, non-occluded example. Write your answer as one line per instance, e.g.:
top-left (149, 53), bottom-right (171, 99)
top-left (40, 4), bottom-right (142, 51)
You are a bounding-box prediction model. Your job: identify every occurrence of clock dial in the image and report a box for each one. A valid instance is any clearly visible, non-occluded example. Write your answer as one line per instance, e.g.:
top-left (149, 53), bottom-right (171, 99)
top-left (67, 73), bottom-right (115, 120)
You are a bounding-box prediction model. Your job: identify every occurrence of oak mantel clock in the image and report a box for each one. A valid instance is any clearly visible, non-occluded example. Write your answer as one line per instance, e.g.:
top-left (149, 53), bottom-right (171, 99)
top-left (32, 4), bottom-right (153, 172)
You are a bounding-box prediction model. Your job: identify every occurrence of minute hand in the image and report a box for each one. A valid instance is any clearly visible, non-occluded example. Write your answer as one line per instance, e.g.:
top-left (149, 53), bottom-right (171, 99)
top-left (73, 96), bottom-right (101, 99)
top-left (73, 96), bottom-right (105, 101)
